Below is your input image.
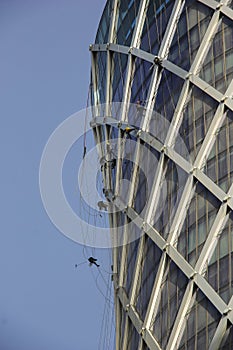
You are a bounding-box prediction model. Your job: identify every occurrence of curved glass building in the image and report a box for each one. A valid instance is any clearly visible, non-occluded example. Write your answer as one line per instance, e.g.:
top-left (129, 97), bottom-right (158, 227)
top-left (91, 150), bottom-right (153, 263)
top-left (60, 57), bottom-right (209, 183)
top-left (89, 0), bottom-right (233, 349)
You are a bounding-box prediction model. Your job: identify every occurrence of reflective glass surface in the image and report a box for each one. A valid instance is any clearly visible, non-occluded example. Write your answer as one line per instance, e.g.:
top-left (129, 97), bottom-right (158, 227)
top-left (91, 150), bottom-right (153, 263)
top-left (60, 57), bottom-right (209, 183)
top-left (116, 0), bottom-right (141, 46)
top-left (152, 258), bottom-right (188, 348)
top-left (178, 182), bottom-right (221, 267)
top-left (204, 110), bottom-right (233, 192)
top-left (200, 18), bottom-right (233, 94)
top-left (140, 0), bottom-right (174, 54)
top-left (95, 0), bottom-right (114, 44)
top-left (93, 0), bottom-right (233, 347)
top-left (136, 237), bottom-right (162, 319)
top-left (168, 0), bottom-right (213, 70)
top-left (175, 86), bottom-right (218, 162)
top-left (178, 290), bottom-right (221, 349)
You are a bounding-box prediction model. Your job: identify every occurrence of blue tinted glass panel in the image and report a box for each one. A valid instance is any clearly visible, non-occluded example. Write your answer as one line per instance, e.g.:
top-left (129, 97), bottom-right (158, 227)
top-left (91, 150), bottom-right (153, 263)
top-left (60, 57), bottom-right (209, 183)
top-left (95, 0), bottom-right (114, 43)
top-left (200, 18), bottom-right (233, 94)
top-left (140, 0), bottom-right (174, 54)
top-left (175, 86), bottom-right (218, 163)
top-left (116, 0), bottom-right (141, 46)
top-left (136, 238), bottom-right (162, 319)
top-left (204, 110), bottom-right (233, 192)
top-left (152, 259), bottom-right (188, 347)
top-left (168, 1), bottom-right (213, 70)
top-left (112, 52), bottom-right (128, 102)
top-left (97, 51), bottom-right (107, 104)
top-left (177, 182), bottom-right (220, 267)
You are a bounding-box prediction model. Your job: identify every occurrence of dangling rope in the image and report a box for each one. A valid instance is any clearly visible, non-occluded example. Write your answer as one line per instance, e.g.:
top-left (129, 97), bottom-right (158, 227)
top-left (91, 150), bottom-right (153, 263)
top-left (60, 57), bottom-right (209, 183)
top-left (83, 84), bottom-right (91, 159)
top-left (97, 256), bottom-right (115, 350)
top-left (77, 76), bottom-right (115, 350)
top-left (79, 82), bottom-right (100, 260)
top-left (90, 265), bottom-right (114, 305)
top-left (74, 261), bottom-right (87, 268)
top-left (74, 253), bottom-right (115, 349)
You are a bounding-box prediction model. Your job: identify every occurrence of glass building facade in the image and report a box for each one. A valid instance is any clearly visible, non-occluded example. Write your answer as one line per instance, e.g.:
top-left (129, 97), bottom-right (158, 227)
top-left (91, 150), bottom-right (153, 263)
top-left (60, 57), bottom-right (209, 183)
top-left (89, 0), bottom-right (233, 349)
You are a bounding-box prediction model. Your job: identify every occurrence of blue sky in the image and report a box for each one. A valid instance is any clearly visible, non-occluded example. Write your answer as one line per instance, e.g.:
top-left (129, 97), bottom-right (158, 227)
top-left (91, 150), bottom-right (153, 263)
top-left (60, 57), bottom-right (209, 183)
top-left (0, 1), bottom-right (115, 349)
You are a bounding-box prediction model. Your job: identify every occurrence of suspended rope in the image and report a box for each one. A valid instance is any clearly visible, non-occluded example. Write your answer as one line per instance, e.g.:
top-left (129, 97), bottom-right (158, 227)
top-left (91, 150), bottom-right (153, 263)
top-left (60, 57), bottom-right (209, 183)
top-left (74, 261), bottom-right (87, 268)
top-left (83, 83), bottom-right (91, 159)
top-left (74, 253), bottom-right (115, 349)
top-left (99, 265), bottom-right (113, 275)
top-left (77, 74), bottom-right (115, 350)
top-left (97, 257), bottom-right (115, 350)
top-left (90, 267), bottom-right (114, 305)
top-left (78, 83), bottom-right (97, 258)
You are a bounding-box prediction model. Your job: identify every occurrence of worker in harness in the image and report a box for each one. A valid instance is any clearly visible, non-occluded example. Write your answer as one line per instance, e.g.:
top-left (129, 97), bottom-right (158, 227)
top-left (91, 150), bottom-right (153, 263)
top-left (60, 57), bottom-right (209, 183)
top-left (88, 257), bottom-right (100, 267)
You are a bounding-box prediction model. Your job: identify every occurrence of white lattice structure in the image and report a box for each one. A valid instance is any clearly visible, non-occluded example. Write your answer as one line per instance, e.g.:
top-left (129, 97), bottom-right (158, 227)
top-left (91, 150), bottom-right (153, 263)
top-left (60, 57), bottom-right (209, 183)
top-left (90, 0), bottom-right (233, 348)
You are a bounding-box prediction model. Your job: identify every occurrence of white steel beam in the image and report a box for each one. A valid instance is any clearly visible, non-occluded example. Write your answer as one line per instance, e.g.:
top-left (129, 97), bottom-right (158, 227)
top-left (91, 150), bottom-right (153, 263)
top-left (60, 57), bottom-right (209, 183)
top-left (221, 4), bottom-right (233, 21)
top-left (163, 4), bottom-right (232, 335)
top-left (89, 48), bottom-right (233, 114)
top-left (127, 2), bottom-right (187, 340)
top-left (143, 154), bottom-right (166, 224)
top-left (166, 282), bottom-right (195, 350)
top-left (143, 253), bottom-right (167, 329)
top-left (194, 103), bottom-right (225, 169)
top-left (121, 0), bottom-right (150, 123)
top-left (91, 0), bottom-right (233, 347)
top-left (117, 286), bottom-right (162, 350)
top-left (197, 0), bottom-right (218, 10)
top-left (115, 297), bottom-right (121, 350)
top-left (159, 0), bottom-right (185, 60)
top-left (110, 195), bottom-right (231, 321)
top-left (167, 175), bottom-right (195, 246)
top-left (111, 4), bottom-right (158, 348)
top-left (92, 116), bottom-right (233, 211)
top-left (197, 0), bottom-right (233, 21)
top-left (209, 317), bottom-right (228, 350)
top-left (105, 0), bottom-right (119, 110)
top-left (137, 338), bottom-right (143, 350)
top-left (118, 216), bottom-right (130, 287)
top-left (129, 234), bottom-right (146, 305)
top-left (143, 328), bottom-right (162, 350)
top-left (141, 0), bottom-right (185, 131)
top-left (166, 3), bottom-right (224, 148)
top-left (209, 296), bottom-right (233, 350)
top-left (131, 0), bottom-right (150, 49)
top-left (122, 316), bottom-right (130, 350)
top-left (191, 11), bottom-right (221, 75)
top-left (195, 204), bottom-right (228, 273)
top-left (90, 51), bottom-right (100, 110)
top-left (108, 0), bottom-right (119, 44)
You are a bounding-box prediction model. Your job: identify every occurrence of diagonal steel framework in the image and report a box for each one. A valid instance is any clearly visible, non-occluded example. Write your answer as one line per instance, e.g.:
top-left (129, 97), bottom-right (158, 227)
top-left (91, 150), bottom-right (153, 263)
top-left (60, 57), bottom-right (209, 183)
top-left (90, 0), bottom-right (233, 348)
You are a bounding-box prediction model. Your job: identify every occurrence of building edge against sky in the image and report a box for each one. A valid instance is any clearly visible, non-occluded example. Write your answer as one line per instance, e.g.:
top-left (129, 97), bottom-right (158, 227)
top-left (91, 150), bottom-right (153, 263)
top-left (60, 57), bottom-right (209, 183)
top-left (89, 0), bottom-right (233, 349)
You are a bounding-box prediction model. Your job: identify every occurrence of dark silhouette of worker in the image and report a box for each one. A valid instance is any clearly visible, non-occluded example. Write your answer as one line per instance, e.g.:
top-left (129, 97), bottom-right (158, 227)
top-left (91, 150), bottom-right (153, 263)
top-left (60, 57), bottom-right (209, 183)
top-left (88, 257), bottom-right (100, 267)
